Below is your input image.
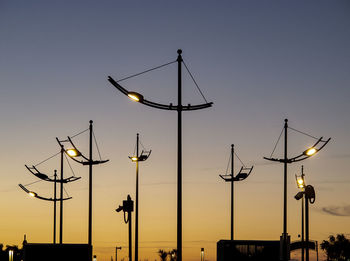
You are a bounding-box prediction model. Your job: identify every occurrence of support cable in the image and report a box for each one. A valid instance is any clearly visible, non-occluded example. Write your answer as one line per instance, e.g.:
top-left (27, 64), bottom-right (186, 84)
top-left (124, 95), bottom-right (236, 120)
top-left (64, 153), bottom-right (76, 177)
top-left (133, 141), bottom-right (137, 156)
top-left (234, 152), bottom-right (246, 168)
top-left (116, 60), bottom-right (177, 83)
top-left (92, 130), bottom-right (102, 161)
top-left (24, 179), bottom-right (45, 187)
top-left (139, 140), bottom-right (147, 151)
top-left (34, 152), bottom-right (60, 167)
top-left (182, 60), bottom-right (209, 104)
top-left (63, 186), bottom-right (70, 198)
top-left (270, 127), bottom-right (284, 158)
top-left (70, 128), bottom-right (89, 139)
top-left (288, 127), bottom-right (319, 140)
top-left (225, 153), bottom-right (231, 175)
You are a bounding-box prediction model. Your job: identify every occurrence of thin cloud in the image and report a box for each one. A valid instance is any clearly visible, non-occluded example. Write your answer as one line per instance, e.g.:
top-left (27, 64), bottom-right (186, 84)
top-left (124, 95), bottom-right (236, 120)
top-left (321, 205), bottom-right (350, 216)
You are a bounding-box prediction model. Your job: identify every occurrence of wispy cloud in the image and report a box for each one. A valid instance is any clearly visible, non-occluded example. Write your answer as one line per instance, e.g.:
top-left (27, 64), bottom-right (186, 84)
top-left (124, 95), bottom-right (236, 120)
top-left (321, 205), bottom-right (350, 216)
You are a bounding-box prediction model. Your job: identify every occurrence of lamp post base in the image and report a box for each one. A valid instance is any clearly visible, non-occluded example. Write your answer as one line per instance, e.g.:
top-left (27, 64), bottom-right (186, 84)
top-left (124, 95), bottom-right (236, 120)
top-left (280, 233), bottom-right (290, 261)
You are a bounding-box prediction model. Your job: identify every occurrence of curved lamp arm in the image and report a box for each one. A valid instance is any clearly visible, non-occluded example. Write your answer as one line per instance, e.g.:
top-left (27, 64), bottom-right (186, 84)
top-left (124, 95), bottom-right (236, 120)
top-left (25, 165), bottom-right (51, 181)
top-left (25, 165), bottom-right (81, 183)
top-left (233, 166), bottom-right (254, 181)
top-left (57, 136), bottom-right (109, 166)
top-left (18, 184), bottom-right (72, 201)
top-left (289, 137), bottom-right (331, 163)
top-left (108, 76), bottom-right (213, 111)
top-left (264, 137), bottom-right (331, 163)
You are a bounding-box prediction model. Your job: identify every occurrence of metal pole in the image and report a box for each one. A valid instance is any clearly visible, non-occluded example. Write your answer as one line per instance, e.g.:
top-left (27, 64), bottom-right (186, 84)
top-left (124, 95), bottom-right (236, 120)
top-left (129, 211), bottom-right (132, 261)
top-left (89, 120), bottom-right (93, 258)
top-left (54, 170), bottom-right (57, 244)
top-left (305, 195), bottom-right (309, 261)
top-left (301, 166), bottom-right (305, 261)
top-left (135, 133), bottom-right (139, 261)
top-left (283, 118), bottom-right (288, 261)
top-left (177, 49), bottom-right (183, 261)
top-left (60, 146), bottom-right (64, 244)
top-left (301, 196), bottom-right (304, 261)
top-left (116, 247), bottom-right (121, 261)
top-left (231, 144), bottom-right (234, 241)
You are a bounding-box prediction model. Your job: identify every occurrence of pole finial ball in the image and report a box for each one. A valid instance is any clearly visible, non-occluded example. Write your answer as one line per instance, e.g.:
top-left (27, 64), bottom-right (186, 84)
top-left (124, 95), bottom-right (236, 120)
top-left (90, 120), bottom-right (93, 124)
top-left (284, 119), bottom-right (288, 123)
top-left (177, 49), bottom-right (182, 54)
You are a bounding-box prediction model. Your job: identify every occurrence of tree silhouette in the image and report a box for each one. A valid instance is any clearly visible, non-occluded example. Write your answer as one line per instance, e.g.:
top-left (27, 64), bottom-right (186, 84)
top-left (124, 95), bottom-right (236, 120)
top-left (320, 234), bottom-right (350, 261)
top-left (168, 249), bottom-right (177, 261)
top-left (158, 249), bottom-right (168, 261)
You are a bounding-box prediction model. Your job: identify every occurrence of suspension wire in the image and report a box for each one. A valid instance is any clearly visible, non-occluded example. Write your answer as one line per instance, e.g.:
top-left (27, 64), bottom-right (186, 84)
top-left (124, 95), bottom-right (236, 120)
top-left (34, 151), bottom-right (61, 167)
top-left (139, 139), bottom-right (147, 151)
top-left (234, 152), bottom-right (246, 168)
top-left (225, 152), bottom-right (232, 175)
top-left (64, 153), bottom-right (76, 177)
top-left (24, 179), bottom-right (45, 187)
top-left (70, 128), bottom-right (89, 139)
top-left (92, 130), bottom-right (102, 161)
top-left (270, 127), bottom-right (284, 158)
top-left (182, 60), bottom-right (209, 104)
top-left (132, 140), bottom-right (137, 156)
top-left (63, 186), bottom-right (70, 198)
top-left (288, 126), bottom-right (319, 140)
top-left (116, 60), bottom-right (177, 83)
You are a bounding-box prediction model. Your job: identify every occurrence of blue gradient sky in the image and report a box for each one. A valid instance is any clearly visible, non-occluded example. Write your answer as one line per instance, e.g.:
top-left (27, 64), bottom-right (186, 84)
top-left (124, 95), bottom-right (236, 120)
top-left (1, 1), bottom-right (349, 260)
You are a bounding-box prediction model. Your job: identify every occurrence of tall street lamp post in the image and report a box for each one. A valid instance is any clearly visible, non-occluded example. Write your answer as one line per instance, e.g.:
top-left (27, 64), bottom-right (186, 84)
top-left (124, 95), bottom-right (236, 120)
top-left (19, 169), bottom-right (74, 244)
top-left (58, 120), bottom-right (109, 259)
top-left (295, 166), bottom-right (306, 261)
top-left (129, 133), bottom-right (151, 261)
top-left (116, 195), bottom-right (134, 261)
top-left (219, 144), bottom-right (253, 240)
top-left (264, 119), bottom-right (330, 261)
top-left (295, 173), bottom-right (316, 261)
top-left (108, 49), bottom-right (213, 261)
top-left (20, 158), bottom-right (80, 244)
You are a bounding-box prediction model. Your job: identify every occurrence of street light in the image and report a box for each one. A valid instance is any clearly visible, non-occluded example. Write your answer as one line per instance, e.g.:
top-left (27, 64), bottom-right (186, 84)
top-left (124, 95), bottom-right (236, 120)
top-left (108, 50), bottom-right (213, 261)
top-left (128, 133), bottom-right (151, 261)
top-left (19, 168), bottom-right (73, 244)
top-left (295, 166), bottom-right (305, 261)
top-left (66, 148), bottom-right (81, 157)
top-left (116, 195), bottom-right (134, 261)
top-left (20, 160), bottom-right (79, 244)
top-left (57, 120), bottom-right (109, 259)
top-left (294, 169), bottom-right (316, 261)
top-left (219, 144), bottom-right (253, 241)
top-left (264, 119), bottom-right (330, 261)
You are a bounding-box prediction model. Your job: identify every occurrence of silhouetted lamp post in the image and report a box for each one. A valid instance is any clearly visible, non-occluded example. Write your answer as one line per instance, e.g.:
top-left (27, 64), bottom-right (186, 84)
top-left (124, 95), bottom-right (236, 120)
top-left (116, 195), bottom-right (134, 261)
top-left (219, 144), bottom-right (253, 240)
top-left (19, 169), bottom-right (73, 244)
top-left (115, 246), bottom-right (122, 261)
top-left (108, 49), bottom-right (213, 261)
top-left (129, 133), bottom-right (151, 261)
top-left (295, 166), bottom-right (306, 261)
top-left (295, 175), bottom-right (315, 261)
top-left (264, 119), bottom-right (330, 261)
top-left (57, 120), bottom-right (109, 259)
top-left (20, 162), bottom-right (79, 244)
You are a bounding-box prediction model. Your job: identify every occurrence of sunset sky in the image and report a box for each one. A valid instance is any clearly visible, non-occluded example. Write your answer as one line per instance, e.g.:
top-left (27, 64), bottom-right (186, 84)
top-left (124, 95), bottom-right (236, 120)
top-left (0, 1), bottom-right (349, 261)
